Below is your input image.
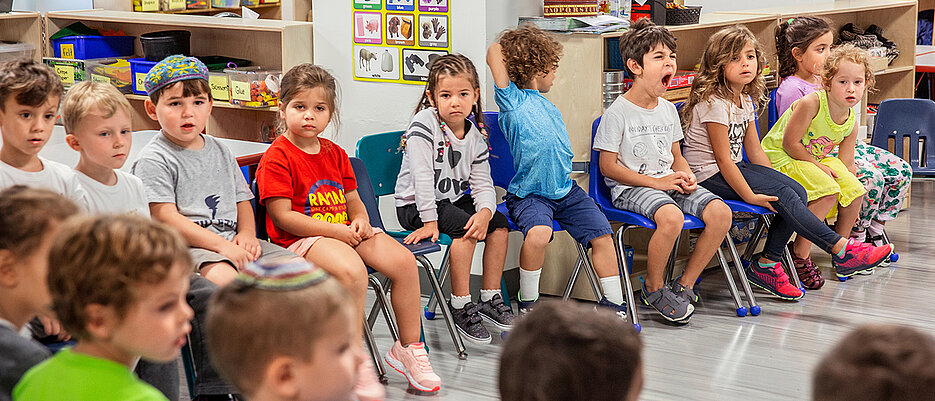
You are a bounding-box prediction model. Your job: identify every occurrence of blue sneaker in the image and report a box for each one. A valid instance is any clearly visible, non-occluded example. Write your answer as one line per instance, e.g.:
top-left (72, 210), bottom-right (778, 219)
top-left (517, 298), bottom-right (538, 315)
top-left (596, 297), bottom-right (627, 320)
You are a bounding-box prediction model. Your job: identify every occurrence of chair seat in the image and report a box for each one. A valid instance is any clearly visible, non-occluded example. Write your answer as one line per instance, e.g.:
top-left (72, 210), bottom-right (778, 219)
top-left (723, 199), bottom-right (773, 215)
top-left (390, 236), bottom-right (443, 256)
top-left (601, 206), bottom-right (705, 230)
top-left (385, 230), bottom-right (453, 246)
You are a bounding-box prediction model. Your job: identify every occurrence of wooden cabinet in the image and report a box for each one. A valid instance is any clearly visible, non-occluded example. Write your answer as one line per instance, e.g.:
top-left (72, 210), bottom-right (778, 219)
top-left (0, 12), bottom-right (43, 63)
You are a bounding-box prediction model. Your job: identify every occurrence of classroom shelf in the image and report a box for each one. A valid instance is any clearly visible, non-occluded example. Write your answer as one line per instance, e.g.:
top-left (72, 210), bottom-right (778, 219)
top-left (0, 12), bottom-right (43, 63)
top-left (125, 93), bottom-right (279, 112)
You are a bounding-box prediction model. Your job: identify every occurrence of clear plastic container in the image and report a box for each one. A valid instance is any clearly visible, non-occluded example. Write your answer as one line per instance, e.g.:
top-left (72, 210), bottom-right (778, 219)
top-left (85, 58), bottom-right (133, 93)
top-left (0, 42), bottom-right (35, 62)
top-left (43, 57), bottom-right (87, 88)
top-left (211, 0), bottom-right (239, 8)
top-left (241, 0), bottom-right (260, 5)
top-left (225, 66), bottom-right (281, 108)
top-left (133, 0), bottom-right (159, 11)
top-left (161, 0), bottom-right (186, 11)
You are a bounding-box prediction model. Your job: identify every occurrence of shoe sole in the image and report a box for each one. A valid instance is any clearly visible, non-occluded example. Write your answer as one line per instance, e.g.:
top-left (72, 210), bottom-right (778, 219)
top-left (478, 312), bottom-right (512, 331)
top-left (639, 292), bottom-right (693, 323)
top-left (745, 273), bottom-right (803, 301)
top-left (383, 352), bottom-right (441, 392)
top-left (454, 323), bottom-right (492, 345)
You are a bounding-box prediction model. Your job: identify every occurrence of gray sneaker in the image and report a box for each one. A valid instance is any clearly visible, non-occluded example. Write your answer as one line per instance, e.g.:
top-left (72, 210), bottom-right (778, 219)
top-left (670, 281), bottom-right (699, 304)
top-left (476, 294), bottom-right (514, 330)
top-left (449, 301), bottom-right (491, 344)
top-left (640, 283), bottom-right (694, 323)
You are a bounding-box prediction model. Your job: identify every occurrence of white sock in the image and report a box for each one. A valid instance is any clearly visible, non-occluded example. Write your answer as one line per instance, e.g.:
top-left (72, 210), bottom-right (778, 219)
top-left (518, 268), bottom-right (541, 302)
top-left (599, 276), bottom-right (625, 305)
top-left (451, 294), bottom-right (472, 309)
top-left (480, 289), bottom-right (499, 302)
top-left (868, 220), bottom-right (885, 237)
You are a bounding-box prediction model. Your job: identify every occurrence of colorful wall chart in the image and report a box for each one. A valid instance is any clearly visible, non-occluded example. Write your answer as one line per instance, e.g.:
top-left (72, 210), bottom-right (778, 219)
top-left (353, 0), bottom-right (451, 85)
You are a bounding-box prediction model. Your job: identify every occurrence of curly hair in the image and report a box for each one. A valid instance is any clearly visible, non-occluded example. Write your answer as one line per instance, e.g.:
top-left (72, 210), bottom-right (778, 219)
top-left (414, 53), bottom-right (485, 131)
top-left (775, 17), bottom-right (833, 79)
top-left (618, 18), bottom-right (677, 77)
top-left (681, 25), bottom-right (769, 129)
top-left (0, 58), bottom-right (63, 111)
top-left (497, 25), bottom-right (563, 86)
top-left (821, 44), bottom-right (876, 91)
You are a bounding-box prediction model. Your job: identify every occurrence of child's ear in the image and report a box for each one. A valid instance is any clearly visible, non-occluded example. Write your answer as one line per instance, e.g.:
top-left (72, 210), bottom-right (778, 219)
top-left (0, 250), bottom-right (20, 287)
top-left (626, 58), bottom-right (643, 77)
top-left (65, 134), bottom-right (81, 152)
top-left (83, 303), bottom-right (118, 340)
top-left (263, 356), bottom-right (299, 399)
top-left (143, 99), bottom-right (158, 122)
top-left (425, 90), bottom-right (435, 107)
top-left (791, 46), bottom-right (804, 62)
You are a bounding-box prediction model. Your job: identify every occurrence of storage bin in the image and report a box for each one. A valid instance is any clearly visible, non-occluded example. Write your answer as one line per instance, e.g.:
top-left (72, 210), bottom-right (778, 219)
top-left (212, 0), bottom-right (239, 8)
top-left (665, 5), bottom-right (701, 26)
top-left (52, 35), bottom-right (136, 60)
top-left (85, 58), bottom-right (133, 93)
top-left (133, 0), bottom-right (159, 11)
top-left (140, 30), bottom-right (191, 62)
top-left (209, 71), bottom-right (230, 102)
top-left (129, 58), bottom-right (158, 95)
top-left (197, 55), bottom-right (252, 71)
top-left (241, 0), bottom-right (260, 5)
top-left (43, 57), bottom-right (87, 87)
top-left (225, 66), bottom-right (281, 108)
top-left (260, 0), bottom-right (279, 3)
top-left (0, 42), bottom-right (36, 62)
top-left (161, 0), bottom-right (187, 11)
top-left (187, 0), bottom-right (209, 8)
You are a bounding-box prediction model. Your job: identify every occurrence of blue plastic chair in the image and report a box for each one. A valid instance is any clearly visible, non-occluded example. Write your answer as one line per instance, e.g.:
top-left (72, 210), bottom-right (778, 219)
top-left (871, 98), bottom-right (935, 176)
top-left (483, 111), bottom-right (637, 330)
top-left (767, 88), bottom-right (779, 130)
top-left (587, 117), bottom-right (755, 319)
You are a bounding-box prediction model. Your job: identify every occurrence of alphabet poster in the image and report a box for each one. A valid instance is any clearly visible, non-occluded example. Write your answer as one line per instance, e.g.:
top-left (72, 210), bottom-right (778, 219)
top-left (352, 0), bottom-right (451, 84)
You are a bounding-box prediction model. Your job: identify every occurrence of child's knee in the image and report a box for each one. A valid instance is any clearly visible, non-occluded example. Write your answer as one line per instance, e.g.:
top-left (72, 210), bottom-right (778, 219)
top-left (589, 234), bottom-right (613, 249)
top-left (327, 258), bottom-right (369, 289)
top-left (524, 226), bottom-right (553, 247)
top-left (653, 205), bottom-right (684, 235)
top-left (704, 201), bottom-right (733, 232)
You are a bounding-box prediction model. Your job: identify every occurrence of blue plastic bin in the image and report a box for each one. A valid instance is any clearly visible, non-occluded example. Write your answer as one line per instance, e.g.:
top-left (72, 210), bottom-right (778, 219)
top-left (52, 35), bottom-right (135, 60)
top-left (129, 58), bottom-right (158, 95)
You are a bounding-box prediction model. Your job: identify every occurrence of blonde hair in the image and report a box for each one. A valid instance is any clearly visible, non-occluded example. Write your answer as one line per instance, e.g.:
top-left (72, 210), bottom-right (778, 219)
top-left (821, 44), bottom-right (876, 91)
top-left (61, 81), bottom-right (133, 134)
top-left (206, 270), bottom-right (351, 397)
top-left (47, 215), bottom-right (191, 339)
top-left (681, 25), bottom-right (768, 129)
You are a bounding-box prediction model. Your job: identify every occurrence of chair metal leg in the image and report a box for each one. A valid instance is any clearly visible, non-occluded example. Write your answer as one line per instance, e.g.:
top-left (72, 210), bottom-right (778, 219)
top-left (716, 247), bottom-right (748, 317)
top-left (576, 243), bottom-right (605, 301)
top-left (362, 318), bottom-right (388, 383)
top-left (615, 226), bottom-right (641, 332)
top-left (561, 257), bottom-right (584, 301)
top-left (782, 247), bottom-right (804, 290)
top-left (741, 216), bottom-right (769, 263)
top-left (880, 230), bottom-right (899, 262)
top-left (499, 275), bottom-right (512, 309)
top-left (664, 234), bottom-right (681, 284)
top-left (723, 237), bottom-right (759, 315)
top-left (423, 252), bottom-right (451, 319)
top-left (416, 255), bottom-right (467, 359)
top-left (367, 275), bottom-right (399, 343)
top-left (181, 334), bottom-right (197, 400)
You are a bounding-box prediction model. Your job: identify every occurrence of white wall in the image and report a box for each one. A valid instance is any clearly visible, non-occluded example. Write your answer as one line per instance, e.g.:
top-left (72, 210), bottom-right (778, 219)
top-left (683, 0), bottom-right (814, 12)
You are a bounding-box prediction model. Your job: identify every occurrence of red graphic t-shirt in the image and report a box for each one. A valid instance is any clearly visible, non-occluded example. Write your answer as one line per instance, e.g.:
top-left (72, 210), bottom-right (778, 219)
top-left (256, 136), bottom-right (357, 248)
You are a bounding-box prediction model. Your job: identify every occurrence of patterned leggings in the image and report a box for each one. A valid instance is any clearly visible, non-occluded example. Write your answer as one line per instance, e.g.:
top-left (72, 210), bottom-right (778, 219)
top-left (833, 141), bottom-right (912, 230)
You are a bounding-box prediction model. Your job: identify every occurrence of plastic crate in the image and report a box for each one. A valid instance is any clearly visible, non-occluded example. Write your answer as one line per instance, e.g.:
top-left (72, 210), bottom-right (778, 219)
top-left (52, 35), bottom-right (136, 60)
top-left (129, 58), bottom-right (158, 95)
top-left (43, 57), bottom-right (87, 87)
top-left (85, 58), bottom-right (133, 94)
top-left (225, 66), bottom-right (280, 108)
top-left (0, 42), bottom-right (35, 62)
top-left (665, 6), bottom-right (701, 26)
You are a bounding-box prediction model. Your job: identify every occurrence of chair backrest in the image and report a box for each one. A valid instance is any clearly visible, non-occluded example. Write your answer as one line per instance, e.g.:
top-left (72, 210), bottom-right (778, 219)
top-left (355, 130), bottom-right (406, 197)
top-left (589, 117), bottom-right (617, 211)
top-left (349, 156), bottom-right (388, 230)
top-left (767, 88), bottom-right (779, 130)
top-left (482, 111), bottom-right (516, 190)
top-left (250, 179), bottom-right (267, 240)
top-left (872, 98), bottom-right (935, 175)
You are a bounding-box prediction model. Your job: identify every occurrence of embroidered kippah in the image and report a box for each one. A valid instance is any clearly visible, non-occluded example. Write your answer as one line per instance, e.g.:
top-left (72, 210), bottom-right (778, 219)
top-left (234, 259), bottom-right (329, 291)
top-left (144, 54), bottom-right (209, 96)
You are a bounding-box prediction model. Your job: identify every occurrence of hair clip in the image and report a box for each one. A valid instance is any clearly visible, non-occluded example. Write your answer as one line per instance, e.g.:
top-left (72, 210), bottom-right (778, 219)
top-left (787, 18), bottom-right (795, 25)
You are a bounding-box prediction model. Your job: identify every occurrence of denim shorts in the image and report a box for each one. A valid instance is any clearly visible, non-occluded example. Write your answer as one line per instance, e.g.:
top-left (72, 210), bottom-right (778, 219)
top-left (504, 183), bottom-right (612, 246)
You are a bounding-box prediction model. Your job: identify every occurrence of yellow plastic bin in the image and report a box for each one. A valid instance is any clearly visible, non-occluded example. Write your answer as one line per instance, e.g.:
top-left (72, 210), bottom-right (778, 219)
top-left (85, 58), bottom-right (133, 94)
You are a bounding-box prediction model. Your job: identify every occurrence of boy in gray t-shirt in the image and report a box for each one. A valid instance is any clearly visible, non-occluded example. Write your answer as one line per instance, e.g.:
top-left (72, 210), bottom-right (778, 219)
top-left (131, 55), bottom-right (296, 288)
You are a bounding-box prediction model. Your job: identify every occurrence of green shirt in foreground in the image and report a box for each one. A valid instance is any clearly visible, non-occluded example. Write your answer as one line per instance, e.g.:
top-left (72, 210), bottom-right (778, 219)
top-left (13, 348), bottom-right (167, 401)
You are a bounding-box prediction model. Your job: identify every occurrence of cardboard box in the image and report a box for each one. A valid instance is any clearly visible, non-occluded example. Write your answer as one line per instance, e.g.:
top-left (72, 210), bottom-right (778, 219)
top-left (544, 0), bottom-right (599, 17)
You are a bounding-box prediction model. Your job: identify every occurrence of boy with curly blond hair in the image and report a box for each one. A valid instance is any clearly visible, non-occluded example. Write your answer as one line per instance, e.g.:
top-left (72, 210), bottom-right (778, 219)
top-left (486, 26), bottom-right (625, 316)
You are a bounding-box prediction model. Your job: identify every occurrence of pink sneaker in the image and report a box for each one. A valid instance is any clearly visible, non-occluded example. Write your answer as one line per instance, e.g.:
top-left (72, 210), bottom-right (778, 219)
top-left (355, 358), bottom-right (386, 401)
top-left (744, 260), bottom-right (804, 300)
top-left (384, 341), bottom-right (441, 392)
top-left (832, 238), bottom-right (894, 279)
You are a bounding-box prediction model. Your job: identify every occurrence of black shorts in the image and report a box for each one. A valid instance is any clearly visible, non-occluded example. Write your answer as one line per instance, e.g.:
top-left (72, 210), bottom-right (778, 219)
top-left (397, 196), bottom-right (510, 239)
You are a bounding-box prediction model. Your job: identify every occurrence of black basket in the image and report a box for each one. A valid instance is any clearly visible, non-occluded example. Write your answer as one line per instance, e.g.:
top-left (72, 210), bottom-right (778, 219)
top-left (665, 6), bottom-right (702, 26)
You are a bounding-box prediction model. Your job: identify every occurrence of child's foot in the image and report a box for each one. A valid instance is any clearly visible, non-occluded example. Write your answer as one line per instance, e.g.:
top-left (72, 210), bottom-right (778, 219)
top-left (788, 245), bottom-right (825, 290)
top-left (832, 238), bottom-right (893, 278)
top-left (596, 297), bottom-right (628, 320)
top-left (517, 297), bottom-right (538, 315)
top-left (355, 358), bottom-right (386, 401)
top-left (448, 301), bottom-right (491, 344)
top-left (745, 260), bottom-right (804, 300)
top-left (384, 341), bottom-right (441, 393)
top-left (670, 281), bottom-right (699, 304)
top-left (476, 294), bottom-right (515, 330)
top-left (640, 283), bottom-right (693, 323)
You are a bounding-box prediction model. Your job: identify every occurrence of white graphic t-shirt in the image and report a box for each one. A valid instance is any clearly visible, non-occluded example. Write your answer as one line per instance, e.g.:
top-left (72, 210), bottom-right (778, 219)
top-left (683, 96), bottom-right (756, 182)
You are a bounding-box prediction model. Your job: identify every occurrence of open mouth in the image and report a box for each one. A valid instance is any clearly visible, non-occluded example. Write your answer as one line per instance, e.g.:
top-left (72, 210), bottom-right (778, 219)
top-left (846, 96), bottom-right (857, 102)
top-left (661, 73), bottom-right (672, 87)
top-left (181, 123), bottom-right (195, 130)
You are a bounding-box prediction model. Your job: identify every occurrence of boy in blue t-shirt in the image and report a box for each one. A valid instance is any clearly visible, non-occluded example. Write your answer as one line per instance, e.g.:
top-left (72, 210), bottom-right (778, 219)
top-left (486, 26), bottom-right (624, 316)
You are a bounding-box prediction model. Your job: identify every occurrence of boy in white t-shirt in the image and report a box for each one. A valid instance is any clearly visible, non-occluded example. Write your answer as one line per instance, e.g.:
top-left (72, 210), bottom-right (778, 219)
top-left (62, 81), bottom-right (148, 216)
top-left (592, 19), bottom-right (731, 324)
top-left (0, 58), bottom-right (87, 207)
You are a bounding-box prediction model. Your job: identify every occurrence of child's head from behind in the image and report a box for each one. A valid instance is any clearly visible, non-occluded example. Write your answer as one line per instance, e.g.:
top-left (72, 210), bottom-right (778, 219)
top-left (62, 81), bottom-right (134, 171)
top-left (0, 186), bottom-right (79, 328)
top-left (618, 17), bottom-right (677, 96)
top-left (143, 55), bottom-right (212, 147)
top-left (47, 215), bottom-right (193, 364)
top-left (206, 260), bottom-right (360, 401)
top-left (776, 17), bottom-right (833, 79)
top-left (498, 25), bottom-right (562, 92)
top-left (277, 63), bottom-right (339, 140)
top-left (821, 44), bottom-right (874, 109)
top-left (813, 324), bottom-right (935, 401)
top-left (0, 58), bottom-right (64, 159)
top-left (416, 54), bottom-right (484, 129)
top-left (499, 301), bottom-right (643, 401)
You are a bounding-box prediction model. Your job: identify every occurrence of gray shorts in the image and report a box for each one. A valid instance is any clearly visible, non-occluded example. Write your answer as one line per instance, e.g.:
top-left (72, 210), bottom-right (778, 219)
top-left (190, 239), bottom-right (299, 270)
top-left (612, 186), bottom-right (721, 221)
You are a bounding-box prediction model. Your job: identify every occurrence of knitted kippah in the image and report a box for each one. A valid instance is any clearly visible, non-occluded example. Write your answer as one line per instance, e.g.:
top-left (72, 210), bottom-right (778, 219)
top-left (234, 259), bottom-right (329, 291)
top-left (144, 54), bottom-right (209, 96)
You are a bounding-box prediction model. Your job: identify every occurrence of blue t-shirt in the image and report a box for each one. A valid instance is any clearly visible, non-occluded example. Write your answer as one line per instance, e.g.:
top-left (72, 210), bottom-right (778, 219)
top-left (494, 81), bottom-right (573, 199)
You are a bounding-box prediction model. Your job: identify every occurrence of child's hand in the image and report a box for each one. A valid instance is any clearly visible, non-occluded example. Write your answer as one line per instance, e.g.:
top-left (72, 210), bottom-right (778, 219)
top-left (818, 163), bottom-right (838, 178)
top-left (678, 172), bottom-right (698, 193)
top-left (744, 193), bottom-right (778, 213)
top-left (464, 208), bottom-right (493, 240)
top-left (233, 232), bottom-right (262, 260)
top-left (653, 173), bottom-right (688, 193)
top-left (218, 241), bottom-right (253, 269)
top-left (404, 221), bottom-right (439, 244)
top-left (332, 224), bottom-right (363, 247)
top-left (350, 218), bottom-right (374, 240)
top-left (37, 314), bottom-right (71, 341)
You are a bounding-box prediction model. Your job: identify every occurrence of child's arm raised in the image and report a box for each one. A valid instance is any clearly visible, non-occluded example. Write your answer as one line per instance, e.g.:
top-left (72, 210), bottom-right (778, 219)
top-left (233, 200), bottom-right (262, 259)
top-left (838, 122), bottom-right (859, 174)
top-left (781, 94), bottom-right (837, 177)
top-left (150, 202), bottom-right (254, 268)
top-left (708, 122), bottom-right (778, 211)
top-left (486, 42), bottom-right (511, 89)
top-left (266, 197), bottom-right (363, 247)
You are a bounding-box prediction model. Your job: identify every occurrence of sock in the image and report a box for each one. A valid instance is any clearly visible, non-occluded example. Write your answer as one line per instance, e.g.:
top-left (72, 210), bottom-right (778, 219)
top-left (835, 239), bottom-right (851, 258)
top-left (868, 220), bottom-right (885, 237)
top-left (450, 294), bottom-right (471, 309)
top-left (599, 276), bottom-right (625, 305)
top-left (758, 260), bottom-right (779, 269)
top-left (480, 289), bottom-right (499, 303)
top-left (518, 268), bottom-right (542, 302)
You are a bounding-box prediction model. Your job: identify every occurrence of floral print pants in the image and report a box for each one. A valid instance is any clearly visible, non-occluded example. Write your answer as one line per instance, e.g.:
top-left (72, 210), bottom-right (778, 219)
top-left (847, 141), bottom-right (912, 229)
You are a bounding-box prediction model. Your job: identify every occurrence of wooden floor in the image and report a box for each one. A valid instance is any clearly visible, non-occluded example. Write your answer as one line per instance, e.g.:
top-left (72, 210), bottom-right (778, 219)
top-left (180, 180), bottom-right (935, 401)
